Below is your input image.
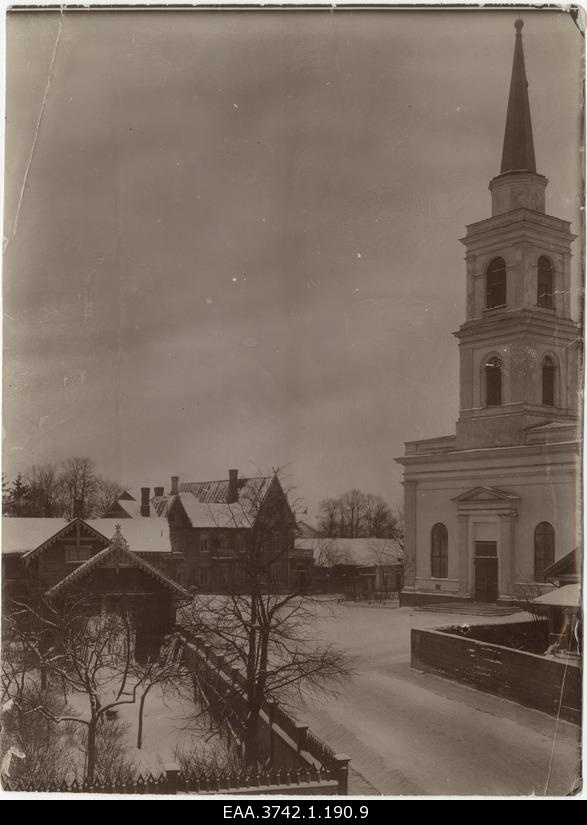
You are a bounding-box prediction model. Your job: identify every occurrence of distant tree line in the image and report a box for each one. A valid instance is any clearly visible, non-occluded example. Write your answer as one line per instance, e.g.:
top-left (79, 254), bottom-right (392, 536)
top-left (317, 489), bottom-right (403, 541)
top-left (2, 457), bottom-right (123, 519)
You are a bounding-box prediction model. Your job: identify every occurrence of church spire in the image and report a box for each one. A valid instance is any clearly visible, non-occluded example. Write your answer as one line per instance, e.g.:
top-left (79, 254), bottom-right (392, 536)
top-left (500, 19), bottom-right (536, 174)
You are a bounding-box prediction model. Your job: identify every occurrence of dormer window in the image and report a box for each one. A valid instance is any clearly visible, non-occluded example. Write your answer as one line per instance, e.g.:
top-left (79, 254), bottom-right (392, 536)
top-left (486, 258), bottom-right (507, 309)
top-left (537, 256), bottom-right (554, 309)
top-left (485, 356), bottom-right (502, 406)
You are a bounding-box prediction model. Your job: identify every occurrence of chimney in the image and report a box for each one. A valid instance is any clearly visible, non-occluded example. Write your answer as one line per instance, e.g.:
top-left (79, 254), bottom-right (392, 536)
top-left (228, 469), bottom-right (239, 504)
top-left (140, 487), bottom-right (150, 517)
top-left (170, 476), bottom-right (179, 496)
top-left (73, 499), bottom-right (84, 518)
top-left (154, 486), bottom-right (164, 498)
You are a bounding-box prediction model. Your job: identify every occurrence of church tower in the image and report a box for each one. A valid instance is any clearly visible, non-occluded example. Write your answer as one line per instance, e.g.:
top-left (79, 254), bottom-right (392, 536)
top-left (397, 20), bottom-right (581, 607)
top-left (455, 19), bottom-right (580, 450)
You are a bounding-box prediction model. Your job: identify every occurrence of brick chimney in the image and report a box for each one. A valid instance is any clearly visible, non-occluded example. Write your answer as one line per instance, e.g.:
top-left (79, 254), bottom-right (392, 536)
top-left (140, 487), bottom-right (150, 517)
top-left (228, 469), bottom-right (239, 504)
top-left (154, 486), bottom-right (164, 498)
top-left (170, 476), bottom-right (179, 496)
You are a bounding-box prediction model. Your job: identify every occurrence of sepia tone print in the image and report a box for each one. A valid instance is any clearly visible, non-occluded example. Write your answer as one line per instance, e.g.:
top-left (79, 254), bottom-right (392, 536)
top-left (1, 7), bottom-right (583, 798)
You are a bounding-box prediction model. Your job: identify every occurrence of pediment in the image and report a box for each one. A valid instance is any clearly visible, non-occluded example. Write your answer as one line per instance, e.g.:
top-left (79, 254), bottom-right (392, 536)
top-left (452, 486), bottom-right (520, 504)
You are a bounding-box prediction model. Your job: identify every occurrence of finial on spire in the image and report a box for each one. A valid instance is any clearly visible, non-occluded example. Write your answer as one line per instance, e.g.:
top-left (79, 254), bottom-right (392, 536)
top-left (500, 18), bottom-right (536, 174)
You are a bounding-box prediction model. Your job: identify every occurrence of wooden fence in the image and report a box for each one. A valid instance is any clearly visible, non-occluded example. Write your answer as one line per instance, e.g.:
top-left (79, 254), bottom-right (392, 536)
top-left (181, 633), bottom-right (350, 794)
top-left (412, 621), bottom-right (581, 724)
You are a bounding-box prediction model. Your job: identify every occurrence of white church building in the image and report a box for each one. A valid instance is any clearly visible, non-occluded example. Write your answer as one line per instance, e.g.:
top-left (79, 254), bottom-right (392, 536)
top-left (397, 21), bottom-right (581, 606)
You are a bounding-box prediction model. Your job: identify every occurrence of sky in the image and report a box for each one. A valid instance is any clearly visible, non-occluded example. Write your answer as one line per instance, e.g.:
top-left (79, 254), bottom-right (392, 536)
top-left (2, 7), bottom-right (583, 519)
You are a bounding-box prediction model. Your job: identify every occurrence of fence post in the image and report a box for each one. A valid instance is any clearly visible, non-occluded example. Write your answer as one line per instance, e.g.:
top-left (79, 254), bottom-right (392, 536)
top-left (333, 753), bottom-right (351, 795)
top-left (295, 723), bottom-right (309, 766)
top-left (164, 762), bottom-right (180, 795)
top-left (267, 701), bottom-right (277, 765)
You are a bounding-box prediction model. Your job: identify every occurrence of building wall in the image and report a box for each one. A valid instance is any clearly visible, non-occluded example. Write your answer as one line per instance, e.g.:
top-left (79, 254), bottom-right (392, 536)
top-left (403, 442), bottom-right (579, 600)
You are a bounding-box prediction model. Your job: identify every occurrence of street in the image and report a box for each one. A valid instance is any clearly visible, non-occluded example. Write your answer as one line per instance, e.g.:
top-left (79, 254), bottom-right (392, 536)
top-left (298, 603), bottom-right (581, 796)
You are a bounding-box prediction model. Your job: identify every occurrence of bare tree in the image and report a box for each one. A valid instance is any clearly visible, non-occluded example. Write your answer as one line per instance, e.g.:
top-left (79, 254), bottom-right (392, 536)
top-left (131, 634), bottom-right (189, 750)
top-left (180, 472), bottom-right (351, 767)
top-left (94, 477), bottom-right (124, 518)
top-left (317, 489), bottom-right (402, 540)
top-left (4, 593), bottom-right (145, 783)
top-left (367, 539), bottom-right (403, 600)
top-left (25, 463), bottom-right (65, 517)
top-left (59, 457), bottom-right (98, 518)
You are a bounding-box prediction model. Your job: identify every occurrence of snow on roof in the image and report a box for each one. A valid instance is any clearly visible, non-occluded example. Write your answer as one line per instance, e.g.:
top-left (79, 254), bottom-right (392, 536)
top-left (295, 537), bottom-right (404, 567)
top-left (1, 518), bottom-right (70, 555)
top-left (87, 519), bottom-right (172, 554)
top-left (177, 495), bottom-right (251, 529)
top-left (45, 536), bottom-right (190, 601)
top-left (179, 476), bottom-right (272, 507)
top-left (532, 584), bottom-right (581, 608)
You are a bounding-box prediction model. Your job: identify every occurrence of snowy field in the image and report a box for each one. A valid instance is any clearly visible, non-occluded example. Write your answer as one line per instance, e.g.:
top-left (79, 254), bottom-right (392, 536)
top-left (296, 603), bottom-right (581, 797)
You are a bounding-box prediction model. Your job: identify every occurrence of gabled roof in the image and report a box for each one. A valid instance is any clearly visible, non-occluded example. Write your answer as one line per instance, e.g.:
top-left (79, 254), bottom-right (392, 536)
top-left (452, 486), bottom-right (520, 503)
top-left (179, 476), bottom-right (272, 508)
top-left (532, 584), bottom-right (580, 609)
top-left (2, 517), bottom-right (172, 561)
top-left (176, 495), bottom-right (251, 529)
top-left (543, 548), bottom-right (579, 580)
top-left (44, 525), bottom-right (191, 602)
top-left (2, 518), bottom-right (70, 556)
top-left (17, 518), bottom-right (111, 561)
top-left (87, 519), bottom-right (171, 554)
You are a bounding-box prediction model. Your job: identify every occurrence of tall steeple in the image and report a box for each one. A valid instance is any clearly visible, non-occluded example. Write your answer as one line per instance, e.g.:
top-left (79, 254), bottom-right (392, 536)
top-left (489, 20), bottom-right (547, 217)
top-left (500, 19), bottom-right (536, 174)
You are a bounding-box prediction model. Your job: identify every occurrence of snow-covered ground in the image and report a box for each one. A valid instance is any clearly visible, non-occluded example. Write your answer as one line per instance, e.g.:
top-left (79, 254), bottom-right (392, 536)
top-left (297, 603), bottom-right (581, 797)
top-left (65, 680), bottom-right (222, 777)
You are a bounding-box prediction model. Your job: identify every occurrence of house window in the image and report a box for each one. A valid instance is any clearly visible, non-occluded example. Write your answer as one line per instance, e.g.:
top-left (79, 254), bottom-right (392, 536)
top-left (200, 535), bottom-right (209, 553)
top-left (65, 545), bottom-right (92, 563)
top-left (199, 567), bottom-right (208, 586)
top-left (236, 533), bottom-right (247, 553)
top-left (486, 257), bottom-right (507, 309)
top-left (534, 522), bottom-right (555, 583)
top-left (542, 356), bottom-right (556, 406)
top-left (431, 523), bottom-right (448, 579)
top-left (485, 356), bottom-right (502, 407)
top-left (537, 257), bottom-right (554, 309)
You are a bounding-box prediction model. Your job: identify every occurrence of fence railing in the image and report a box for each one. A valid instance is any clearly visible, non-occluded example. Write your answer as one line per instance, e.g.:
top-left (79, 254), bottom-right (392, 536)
top-left (181, 633), bottom-right (350, 794)
top-left (3, 764), bottom-right (339, 796)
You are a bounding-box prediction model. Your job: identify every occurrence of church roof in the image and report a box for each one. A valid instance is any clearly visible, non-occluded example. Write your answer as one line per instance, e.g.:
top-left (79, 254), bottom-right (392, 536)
top-left (500, 20), bottom-right (537, 174)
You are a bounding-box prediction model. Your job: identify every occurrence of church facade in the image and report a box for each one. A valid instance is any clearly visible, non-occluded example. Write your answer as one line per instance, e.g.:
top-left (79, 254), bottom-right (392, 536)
top-left (396, 21), bottom-right (582, 606)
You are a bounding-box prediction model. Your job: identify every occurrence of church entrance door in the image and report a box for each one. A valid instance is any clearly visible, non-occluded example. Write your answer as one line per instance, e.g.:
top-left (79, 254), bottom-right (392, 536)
top-left (474, 541), bottom-right (498, 602)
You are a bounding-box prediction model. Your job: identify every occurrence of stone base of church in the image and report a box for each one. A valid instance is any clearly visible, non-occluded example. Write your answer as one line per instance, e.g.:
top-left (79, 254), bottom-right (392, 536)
top-left (399, 590), bottom-right (473, 608)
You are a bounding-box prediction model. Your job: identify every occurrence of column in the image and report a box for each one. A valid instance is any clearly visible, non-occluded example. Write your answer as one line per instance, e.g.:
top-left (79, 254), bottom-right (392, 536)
top-left (402, 480), bottom-right (418, 590)
top-left (457, 514), bottom-right (469, 596)
top-left (499, 510), bottom-right (516, 598)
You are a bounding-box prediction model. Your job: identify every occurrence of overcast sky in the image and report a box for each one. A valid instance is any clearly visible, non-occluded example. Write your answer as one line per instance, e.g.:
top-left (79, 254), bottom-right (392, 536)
top-left (2, 8), bottom-right (583, 518)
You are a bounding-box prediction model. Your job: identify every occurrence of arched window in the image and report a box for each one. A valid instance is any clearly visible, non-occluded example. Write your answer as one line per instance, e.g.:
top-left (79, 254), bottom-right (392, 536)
top-left (537, 257), bottom-right (554, 309)
top-left (485, 356), bottom-right (502, 407)
top-left (431, 523), bottom-right (448, 578)
top-left (486, 257), bottom-right (507, 309)
top-left (542, 356), bottom-right (556, 406)
top-left (534, 522), bottom-right (555, 582)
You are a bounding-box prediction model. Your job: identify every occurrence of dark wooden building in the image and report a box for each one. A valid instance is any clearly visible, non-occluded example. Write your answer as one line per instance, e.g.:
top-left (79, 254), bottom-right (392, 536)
top-left (2, 518), bottom-right (191, 659)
